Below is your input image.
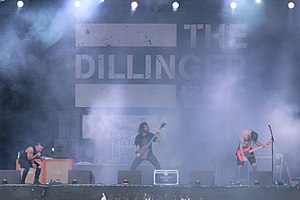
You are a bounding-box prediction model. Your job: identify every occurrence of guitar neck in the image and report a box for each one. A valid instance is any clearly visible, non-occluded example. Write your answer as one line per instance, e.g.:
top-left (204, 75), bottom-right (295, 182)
top-left (146, 135), bottom-right (156, 148)
top-left (144, 127), bottom-right (163, 149)
top-left (249, 146), bottom-right (264, 153)
top-left (249, 142), bottom-right (272, 153)
top-left (249, 143), bottom-right (269, 153)
top-left (145, 126), bottom-right (164, 148)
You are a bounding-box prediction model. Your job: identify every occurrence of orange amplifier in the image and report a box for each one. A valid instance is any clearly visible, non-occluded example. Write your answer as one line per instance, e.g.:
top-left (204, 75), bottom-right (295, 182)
top-left (16, 159), bottom-right (73, 184)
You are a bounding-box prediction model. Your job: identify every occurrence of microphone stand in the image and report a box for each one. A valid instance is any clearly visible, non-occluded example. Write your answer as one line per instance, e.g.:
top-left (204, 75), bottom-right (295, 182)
top-left (268, 125), bottom-right (275, 184)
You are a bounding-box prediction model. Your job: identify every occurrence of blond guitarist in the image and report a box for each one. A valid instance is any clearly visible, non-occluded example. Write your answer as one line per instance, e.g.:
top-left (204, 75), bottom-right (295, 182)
top-left (130, 122), bottom-right (162, 170)
top-left (236, 130), bottom-right (267, 184)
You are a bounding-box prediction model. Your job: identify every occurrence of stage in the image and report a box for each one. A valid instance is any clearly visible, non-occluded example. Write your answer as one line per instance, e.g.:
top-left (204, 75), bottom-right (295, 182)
top-left (0, 184), bottom-right (299, 200)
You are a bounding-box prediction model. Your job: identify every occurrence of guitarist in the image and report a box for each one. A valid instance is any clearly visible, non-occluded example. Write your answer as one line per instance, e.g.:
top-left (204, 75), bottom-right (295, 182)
top-left (236, 130), bottom-right (267, 184)
top-left (130, 122), bottom-right (161, 170)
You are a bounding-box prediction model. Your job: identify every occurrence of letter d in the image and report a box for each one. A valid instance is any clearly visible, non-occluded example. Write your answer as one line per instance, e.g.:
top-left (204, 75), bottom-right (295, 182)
top-left (75, 54), bottom-right (95, 79)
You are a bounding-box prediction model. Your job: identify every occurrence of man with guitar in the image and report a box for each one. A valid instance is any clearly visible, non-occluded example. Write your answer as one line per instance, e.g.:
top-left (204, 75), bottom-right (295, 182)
top-left (236, 130), bottom-right (269, 184)
top-left (130, 122), bottom-right (164, 170)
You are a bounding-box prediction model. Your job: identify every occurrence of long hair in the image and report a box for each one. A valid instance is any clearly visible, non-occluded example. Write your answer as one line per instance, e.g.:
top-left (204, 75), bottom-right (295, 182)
top-left (251, 131), bottom-right (258, 141)
top-left (138, 122), bottom-right (149, 135)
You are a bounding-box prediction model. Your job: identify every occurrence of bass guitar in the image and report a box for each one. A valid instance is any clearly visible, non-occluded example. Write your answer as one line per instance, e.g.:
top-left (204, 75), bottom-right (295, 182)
top-left (236, 141), bottom-right (273, 162)
top-left (136, 122), bottom-right (166, 159)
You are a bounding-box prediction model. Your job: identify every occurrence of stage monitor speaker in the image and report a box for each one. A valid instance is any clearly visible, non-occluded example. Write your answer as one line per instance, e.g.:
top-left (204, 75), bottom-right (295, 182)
top-left (68, 170), bottom-right (95, 184)
top-left (249, 171), bottom-right (273, 185)
top-left (0, 170), bottom-right (21, 184)
top-left (190, 170), bottom-right (214, 186)
top-left (118, 170), bottom-right (141, 185)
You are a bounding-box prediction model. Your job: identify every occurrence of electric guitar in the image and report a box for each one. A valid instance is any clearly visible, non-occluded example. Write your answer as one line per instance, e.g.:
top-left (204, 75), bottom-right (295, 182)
top-left (136, 122), bottom-right (166, 159)
top-left (236, 141), bottom-right (273, 162)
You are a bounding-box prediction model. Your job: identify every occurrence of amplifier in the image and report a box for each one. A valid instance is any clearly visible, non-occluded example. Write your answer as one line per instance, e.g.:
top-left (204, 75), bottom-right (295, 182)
top-left (43, 159), bottom-right (73, 183)
top-left (154, 170), bottom-right (179, 185)
top-left (16, 159), bottom-right (42, 184)
top-left (16, 159), bottom-right (73, 184)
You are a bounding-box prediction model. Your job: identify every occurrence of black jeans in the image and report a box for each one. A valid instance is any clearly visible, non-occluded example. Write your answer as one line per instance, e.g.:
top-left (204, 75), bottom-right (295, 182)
top-left (130, 153), bottom-right (161, 170)
top-left (19, 158), bottom-right (41, 183)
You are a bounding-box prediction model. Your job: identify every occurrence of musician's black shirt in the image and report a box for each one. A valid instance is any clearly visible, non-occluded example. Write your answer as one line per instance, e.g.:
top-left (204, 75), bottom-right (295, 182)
top-left (19, 146), bottom-right (38, 161)
top-left (19, 145), bottom-right (39, 168)
top-left (134, 132), bottom-right (156, 151)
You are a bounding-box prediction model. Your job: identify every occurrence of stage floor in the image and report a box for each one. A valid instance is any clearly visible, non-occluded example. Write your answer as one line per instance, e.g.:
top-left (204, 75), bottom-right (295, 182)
top-left (0, 184), bottom-right (299, 200)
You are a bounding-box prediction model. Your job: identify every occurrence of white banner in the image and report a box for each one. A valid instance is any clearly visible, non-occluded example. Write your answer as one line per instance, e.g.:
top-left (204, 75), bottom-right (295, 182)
top-left (75, 23), bottom-right (177, 47)
top-left (75, 84), bottom-right (176, 108)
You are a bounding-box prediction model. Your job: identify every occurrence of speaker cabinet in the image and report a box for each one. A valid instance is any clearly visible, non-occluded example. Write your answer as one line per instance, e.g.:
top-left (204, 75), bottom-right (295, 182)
top-left (43, 159), bottom-right (73, 183)
top-left (0, 170), bottom-right (21, 184)
top-left (118, 170), bottom-right (141, 185)
top-left (16, 159), bottom-right (72, 184)
top-left (249, 171), bottom-right (273, 185)
top-left (68, 170), bottom-right (95, 184)
top-left (190, 171), bottom-right (214, 186)
top-left (16, 159), bottom-right (42, 184)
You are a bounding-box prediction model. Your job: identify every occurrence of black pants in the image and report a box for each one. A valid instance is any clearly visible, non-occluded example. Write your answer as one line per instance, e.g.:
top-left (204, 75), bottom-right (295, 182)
top-left (130, 153), bottom-right (161, 170)
top-left (19, 158), bottom-right (41, 184)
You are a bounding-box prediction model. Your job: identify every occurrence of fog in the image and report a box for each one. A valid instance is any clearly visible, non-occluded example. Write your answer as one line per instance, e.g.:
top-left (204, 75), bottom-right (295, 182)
top-left (0, 0), bottom-right (299, 185)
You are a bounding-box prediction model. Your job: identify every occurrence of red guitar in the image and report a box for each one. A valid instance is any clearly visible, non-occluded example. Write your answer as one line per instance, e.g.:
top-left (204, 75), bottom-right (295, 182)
top-left (136, 122), bottom-right (166, 159)
top-left (236, 141), bottom-right (273, 162)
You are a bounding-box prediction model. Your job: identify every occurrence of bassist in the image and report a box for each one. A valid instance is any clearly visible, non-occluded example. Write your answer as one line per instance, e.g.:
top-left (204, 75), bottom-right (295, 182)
top-left (130, 122), bottom-right (162, 170)
top-left (236, 130), bottom-right (266, 184)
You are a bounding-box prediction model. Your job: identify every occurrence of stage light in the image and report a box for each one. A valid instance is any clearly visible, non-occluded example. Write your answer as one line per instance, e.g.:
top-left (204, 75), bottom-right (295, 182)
top-left (74, 0), bottom-right (81, 8)
top-left (255, 0), bottom-right (262, 3)
top-left (288, 1), bottom-right (295, 9)
top-left (195, 180), bottom-right (201, 185)
top-left (16, 0), bottom-right (24, 8)
top-left (230, 1), bottom-right (237, 9)
top-left (131, 1), bottom-right (138, 11)
top-left (122, 179), bottom-right (129, 184)
top-left (2, 179), bottom-right (8, 184)
top-left (172, 1), bottom-right (180, 11)
top-left (72, 179), bottom-right (78, 184)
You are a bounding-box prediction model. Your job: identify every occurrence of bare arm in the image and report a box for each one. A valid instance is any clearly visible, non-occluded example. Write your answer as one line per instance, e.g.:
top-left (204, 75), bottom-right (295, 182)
top-left (133, 145), bottom-right (139, 153)
top-left (155, 130), bottom-right (161, 143)
top-left (26, 147), bottom-right (41, 161)
top-left (255, 140), bottom-right (266, 147)
top-left (133, 144), bottom-right (141, 157)
top-left (239, 137), bottom-right (245, 157)
top-left (101, 193), bottom-right (106, 200)
top-left (239, 136), bottom-right (248, 161)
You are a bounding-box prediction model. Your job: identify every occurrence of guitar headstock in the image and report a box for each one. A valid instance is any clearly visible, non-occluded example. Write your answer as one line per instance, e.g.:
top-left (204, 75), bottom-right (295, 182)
top-left (266, 141), bottom-right (274, 146)
top-left (160, 122), bottom-right (166, 129)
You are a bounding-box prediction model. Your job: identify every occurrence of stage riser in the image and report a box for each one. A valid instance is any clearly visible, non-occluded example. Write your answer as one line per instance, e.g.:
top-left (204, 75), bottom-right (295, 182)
top-left (0, 185), bottom-right (299, 200)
